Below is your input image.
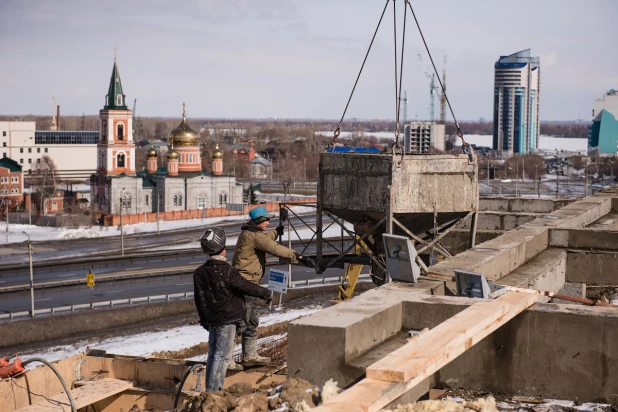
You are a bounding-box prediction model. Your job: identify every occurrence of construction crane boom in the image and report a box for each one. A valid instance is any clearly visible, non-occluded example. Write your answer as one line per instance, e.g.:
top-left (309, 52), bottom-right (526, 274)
top-left (440, 56), bottom-right (447, 125)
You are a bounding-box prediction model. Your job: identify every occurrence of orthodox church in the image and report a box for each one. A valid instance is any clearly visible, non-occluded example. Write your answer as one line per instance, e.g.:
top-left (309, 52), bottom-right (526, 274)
top-left (90, 56), bottom-right (242, 215)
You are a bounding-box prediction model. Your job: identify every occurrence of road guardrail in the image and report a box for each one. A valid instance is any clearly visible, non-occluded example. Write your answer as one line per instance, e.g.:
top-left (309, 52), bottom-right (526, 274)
top-left (0, 275), bottom-right (370, 321)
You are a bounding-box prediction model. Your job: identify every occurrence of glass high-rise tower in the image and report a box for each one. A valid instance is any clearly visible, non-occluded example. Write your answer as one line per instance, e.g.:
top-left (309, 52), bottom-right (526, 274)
top-left (492, 49), bottom-right (541, 156)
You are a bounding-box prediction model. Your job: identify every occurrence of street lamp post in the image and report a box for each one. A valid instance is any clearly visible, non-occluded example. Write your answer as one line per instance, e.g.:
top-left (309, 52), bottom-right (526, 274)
top-left (120, 188), bottom-right (126, 256)
top-left (584, 158), bottom-right (589, 198)
top-left (23, 231), bottom-right (34, 318)
top-left (510, 161), bottom-right (520, 197)
top-left (556, 170), bottom-right (559, 199)
top-left (535, 163), bottom-right (544, 198)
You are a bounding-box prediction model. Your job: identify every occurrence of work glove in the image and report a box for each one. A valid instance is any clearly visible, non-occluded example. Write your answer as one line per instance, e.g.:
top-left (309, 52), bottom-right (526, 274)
top-left (295, 252), bottom-right (315, 268)
top-left (275, 225), bottom-right (285, 237)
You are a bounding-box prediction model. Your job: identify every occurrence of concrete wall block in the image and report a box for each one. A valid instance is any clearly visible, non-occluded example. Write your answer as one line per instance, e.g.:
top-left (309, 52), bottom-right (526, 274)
top-left (439, 305), bottom-right (618, 404)
top-left (566, 252), bottom-right (618, 284)
top-left (288, 323), bottom-right (349, 387)
top-left (399, 296), bottom-right (618, 403)
top-left (551, 228), bottom-right (618, 250)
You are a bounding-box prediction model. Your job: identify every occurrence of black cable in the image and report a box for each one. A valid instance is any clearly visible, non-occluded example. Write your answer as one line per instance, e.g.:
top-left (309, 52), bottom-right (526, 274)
top-left (173, 363), bottom-right (205, 409)
top-left (393, 0), bottom-right (399, 140)
top-left (406, 0), bottom-right (466, 145)
top-left (396, 0), bottom-right (408, 138)
top-left (332, 0), bottom-right (390, 144)
top-left (21, 357), bottom-right (77, 412)
top-left (10, 377), bottom-right (67, 410)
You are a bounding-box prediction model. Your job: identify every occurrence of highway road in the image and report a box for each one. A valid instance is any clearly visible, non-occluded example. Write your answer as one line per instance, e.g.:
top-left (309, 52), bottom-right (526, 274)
top-left (0, 222), bottom-right (358, 314)
top-left (0, 260), bottom-right (355, 313)
top-left (1, 212), bottom-right (321, 265)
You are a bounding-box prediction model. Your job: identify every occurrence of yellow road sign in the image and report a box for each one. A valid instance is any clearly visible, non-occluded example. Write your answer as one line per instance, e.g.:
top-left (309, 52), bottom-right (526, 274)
top-left (86, 272), bottom-right (95, 287)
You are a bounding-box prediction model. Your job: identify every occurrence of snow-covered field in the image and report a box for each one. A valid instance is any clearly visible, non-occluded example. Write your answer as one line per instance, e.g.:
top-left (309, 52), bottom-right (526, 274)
top-left (458, 134), bottom-right (588, 154)
top-left (24, 306), bottom-right (321, 363)
top-left (0, 206), bottom-right (316, 245)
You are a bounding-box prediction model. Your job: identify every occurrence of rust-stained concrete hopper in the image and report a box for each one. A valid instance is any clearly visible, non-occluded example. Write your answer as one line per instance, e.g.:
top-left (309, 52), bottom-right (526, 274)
top-left (315, 152), bottom-right (479, 282)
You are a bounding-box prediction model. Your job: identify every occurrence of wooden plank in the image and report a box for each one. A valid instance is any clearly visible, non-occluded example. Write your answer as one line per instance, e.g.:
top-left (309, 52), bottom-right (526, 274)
top-left (314, 291), bottom-right (536, 412)
top-left (367, 291), bottom-right (536, 382)
top-left (17, 378), bottom-right (133, 412)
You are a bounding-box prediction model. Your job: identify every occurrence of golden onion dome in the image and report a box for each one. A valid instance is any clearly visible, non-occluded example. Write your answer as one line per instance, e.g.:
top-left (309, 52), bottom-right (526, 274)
top-left (212, 143), bottom-right (224, 159)
top-left (146, 145), bottom-right (158, 158)
top-left (168, 102), bottom-right (199, 147)
top-left (167, 148), bottom-right (179, 160)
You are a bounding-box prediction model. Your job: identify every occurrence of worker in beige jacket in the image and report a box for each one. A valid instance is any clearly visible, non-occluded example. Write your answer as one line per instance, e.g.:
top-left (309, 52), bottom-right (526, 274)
top-left (230, 206), bottom-right (313, 369)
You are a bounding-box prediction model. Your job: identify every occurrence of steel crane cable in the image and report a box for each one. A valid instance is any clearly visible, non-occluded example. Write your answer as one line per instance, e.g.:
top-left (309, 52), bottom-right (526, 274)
top-left (405, 0), bottom-right (469, 152)
top-left (331, 0), bottom-right (390, 146)
top-left (394, 0), bottom-right (408, 154)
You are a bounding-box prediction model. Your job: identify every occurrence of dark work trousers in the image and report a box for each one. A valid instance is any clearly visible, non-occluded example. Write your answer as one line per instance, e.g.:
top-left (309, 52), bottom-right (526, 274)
top-left (237, 295), bottom-right (259, 338)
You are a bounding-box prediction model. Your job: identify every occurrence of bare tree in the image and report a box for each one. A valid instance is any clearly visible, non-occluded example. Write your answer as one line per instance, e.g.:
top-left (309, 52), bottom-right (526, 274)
top-left (275, 160), bottom-right (302, 200)
top-left (30, 156), bottom-right (58, 214)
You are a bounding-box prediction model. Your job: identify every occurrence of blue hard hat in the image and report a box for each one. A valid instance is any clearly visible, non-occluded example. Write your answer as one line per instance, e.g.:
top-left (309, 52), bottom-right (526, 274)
top-left (249, 206), bottom-right (274, 221)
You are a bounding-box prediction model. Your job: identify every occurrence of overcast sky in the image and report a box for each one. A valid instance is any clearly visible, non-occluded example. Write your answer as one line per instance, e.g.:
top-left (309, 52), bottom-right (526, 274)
top-left (0, 0), bottom-right (616, 122)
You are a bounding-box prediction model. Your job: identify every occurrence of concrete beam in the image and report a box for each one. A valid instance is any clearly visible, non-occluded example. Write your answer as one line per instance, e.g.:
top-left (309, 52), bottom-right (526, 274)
top-left (438, 229), bottom-right (504, 256)
top-left (287, 281), bottom-right (444, 387)
top-left (460, 212), bottom-right (539, 231)
top-left (567, 250), bottom-right (618, 284)
top-left (478, 197), bottom-right (573, 213)
top-left (429, 191), bottom-right (617, 282)
top-left (498, 248), bottom-right (566, 295)
top-left (550, 228), bottom-right (618, 250)
top-left (291, 283), bottom-right (618, 404)
top-left (587, 213), bottom-right (618, 230)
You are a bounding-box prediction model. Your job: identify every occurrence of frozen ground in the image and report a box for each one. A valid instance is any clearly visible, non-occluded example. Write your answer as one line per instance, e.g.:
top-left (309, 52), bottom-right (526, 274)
top-left (23, 306), bottom-right (321, 364)
top-left (0, 206), bottom-right (315, 245)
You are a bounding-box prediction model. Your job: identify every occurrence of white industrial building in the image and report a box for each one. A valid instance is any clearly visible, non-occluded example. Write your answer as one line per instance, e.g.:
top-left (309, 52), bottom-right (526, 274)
top-left (0, 121), bottom-right (97, 180)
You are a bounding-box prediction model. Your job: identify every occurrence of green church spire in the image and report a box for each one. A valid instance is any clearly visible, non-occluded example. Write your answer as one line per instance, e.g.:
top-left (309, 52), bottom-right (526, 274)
top-left (104, 48), bottom-right (128, 110)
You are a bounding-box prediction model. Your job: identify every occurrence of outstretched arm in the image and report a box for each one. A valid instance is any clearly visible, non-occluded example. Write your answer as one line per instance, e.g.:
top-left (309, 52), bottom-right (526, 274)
top-left (228, 266), bottom-right (271, 300)
top-left (254, 232), bottom-right (298, 262)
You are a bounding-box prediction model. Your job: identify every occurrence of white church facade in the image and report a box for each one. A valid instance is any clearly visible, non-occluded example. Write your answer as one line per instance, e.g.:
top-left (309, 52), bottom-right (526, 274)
top-left (90, 56), bottom-right (242, 215)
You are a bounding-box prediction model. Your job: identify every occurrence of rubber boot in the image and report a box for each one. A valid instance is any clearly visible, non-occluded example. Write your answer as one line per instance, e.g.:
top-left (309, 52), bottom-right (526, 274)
top-left (225, 335), bottom-right (243, 371)
top-left (241, 336), bottom-right (271, 366)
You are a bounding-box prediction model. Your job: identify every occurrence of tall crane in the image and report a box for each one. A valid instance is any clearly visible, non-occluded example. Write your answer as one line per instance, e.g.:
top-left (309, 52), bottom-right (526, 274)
top-left (440, 56), bottom-right (447, 125)
top-left (50, 97), bottom-right (57, 131)
top-left (418, 54), bottom-right (438, 124)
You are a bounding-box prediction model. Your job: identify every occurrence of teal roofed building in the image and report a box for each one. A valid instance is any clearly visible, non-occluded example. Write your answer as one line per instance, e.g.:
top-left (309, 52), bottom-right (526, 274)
top-left (589, 89), bottom-right (618, 155)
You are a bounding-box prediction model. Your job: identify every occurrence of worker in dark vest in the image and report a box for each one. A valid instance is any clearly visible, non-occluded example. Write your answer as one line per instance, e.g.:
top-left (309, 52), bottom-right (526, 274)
top-left (193, 227), bottom-right (271, 389)
top-left (231, 206), bottom-right (313, 367)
